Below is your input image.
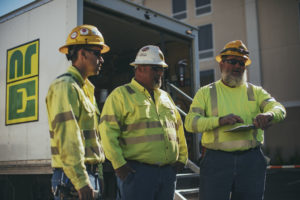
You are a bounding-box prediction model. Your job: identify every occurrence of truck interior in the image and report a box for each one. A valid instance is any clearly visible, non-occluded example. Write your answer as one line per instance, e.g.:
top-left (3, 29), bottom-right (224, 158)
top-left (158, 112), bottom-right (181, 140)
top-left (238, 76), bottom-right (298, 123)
top-left (84, 4), bottom-right (194, 113)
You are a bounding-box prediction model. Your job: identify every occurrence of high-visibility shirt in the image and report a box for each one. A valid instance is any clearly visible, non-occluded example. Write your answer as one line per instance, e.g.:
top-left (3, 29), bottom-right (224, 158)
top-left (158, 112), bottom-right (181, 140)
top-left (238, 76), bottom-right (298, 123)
top-left (99, 78), bottom-right (188, 169)
top-left (46, 66), bottom-right (105, 190)
top-left (185, 80), bottom-right (286, 152)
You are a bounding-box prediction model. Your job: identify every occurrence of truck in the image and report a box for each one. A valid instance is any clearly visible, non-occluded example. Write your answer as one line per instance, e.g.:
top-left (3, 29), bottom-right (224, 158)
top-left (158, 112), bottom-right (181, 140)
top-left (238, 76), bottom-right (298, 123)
top-left (0, 0), bottom-right (200, 199)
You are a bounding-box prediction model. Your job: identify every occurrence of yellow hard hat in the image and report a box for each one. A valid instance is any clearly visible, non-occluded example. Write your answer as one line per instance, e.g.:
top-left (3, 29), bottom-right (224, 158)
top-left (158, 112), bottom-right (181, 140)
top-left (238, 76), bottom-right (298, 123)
top-left (59, 24), bottom-right (110, 54)
top-left (216, 40), bottom-right (251, 66)
top-left (130, 45), bottom-right (168, 68)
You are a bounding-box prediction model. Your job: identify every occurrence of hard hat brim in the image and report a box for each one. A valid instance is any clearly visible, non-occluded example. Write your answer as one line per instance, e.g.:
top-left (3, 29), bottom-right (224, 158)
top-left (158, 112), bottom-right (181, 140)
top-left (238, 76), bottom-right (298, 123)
top-left (215, 53), bottom-right (251, 66)
top-left (59, 43), bottom-right (110, 54)
top-left (130, 61), bottom-right (168, 68)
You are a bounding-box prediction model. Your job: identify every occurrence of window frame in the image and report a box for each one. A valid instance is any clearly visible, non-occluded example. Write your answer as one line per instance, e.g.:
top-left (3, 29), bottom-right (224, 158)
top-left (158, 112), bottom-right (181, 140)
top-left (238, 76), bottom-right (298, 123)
top-left (195, 0), bottom-right (212, 16)
top-left (198, 23), bottom-right (214, 61)
top-left (172, 0), bottom-right (187, 20)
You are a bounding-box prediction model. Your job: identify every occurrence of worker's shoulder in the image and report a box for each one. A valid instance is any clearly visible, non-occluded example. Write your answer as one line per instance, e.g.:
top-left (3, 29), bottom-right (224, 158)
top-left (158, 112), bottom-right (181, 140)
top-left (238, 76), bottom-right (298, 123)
top-left (50, 73), bottom-right (79, 88)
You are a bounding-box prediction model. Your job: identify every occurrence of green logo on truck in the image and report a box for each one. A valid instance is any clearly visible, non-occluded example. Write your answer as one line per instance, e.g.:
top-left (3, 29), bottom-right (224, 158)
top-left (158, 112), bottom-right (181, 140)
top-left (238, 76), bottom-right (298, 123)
top-left (6, 40), bottom-right (39, 125)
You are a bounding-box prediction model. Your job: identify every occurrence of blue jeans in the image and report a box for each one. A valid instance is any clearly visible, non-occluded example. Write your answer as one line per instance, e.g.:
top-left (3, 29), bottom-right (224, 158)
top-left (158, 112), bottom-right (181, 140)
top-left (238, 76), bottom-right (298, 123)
top-left (51, 168), bottom-right (102, 200)
top-left (199, 147), bottom-right (267, 200)
top-left (116, 161), bottom-right (177, 200)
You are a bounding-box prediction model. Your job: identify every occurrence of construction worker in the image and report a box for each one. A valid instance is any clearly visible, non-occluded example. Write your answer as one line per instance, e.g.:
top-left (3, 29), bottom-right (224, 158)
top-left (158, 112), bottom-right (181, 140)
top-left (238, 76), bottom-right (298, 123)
top-left (185, 40), bottom-right (286, 200)
top-left (99, 45), bottom-right (188, 200)
top-left (46, 24), bottom-right (109, 200)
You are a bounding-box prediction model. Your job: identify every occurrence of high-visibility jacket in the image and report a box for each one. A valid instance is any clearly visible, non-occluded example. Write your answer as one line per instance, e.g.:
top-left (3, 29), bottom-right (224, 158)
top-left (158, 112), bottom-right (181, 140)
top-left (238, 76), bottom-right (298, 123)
top-left (46, 66), bottom-right (105, 190)
top-left (99, 78), bottom-right (188, 169)
top-left (185, 80), bottom-right (286, 152)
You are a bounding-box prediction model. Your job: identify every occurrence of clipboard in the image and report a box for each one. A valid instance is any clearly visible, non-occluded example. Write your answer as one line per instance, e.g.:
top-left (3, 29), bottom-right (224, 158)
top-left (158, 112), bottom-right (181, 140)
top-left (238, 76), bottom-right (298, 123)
top-left (225, 124), bottom-right (256, 132)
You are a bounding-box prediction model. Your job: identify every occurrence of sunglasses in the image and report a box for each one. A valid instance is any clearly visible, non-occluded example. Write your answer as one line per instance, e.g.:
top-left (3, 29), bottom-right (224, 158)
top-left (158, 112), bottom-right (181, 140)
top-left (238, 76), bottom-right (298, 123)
top-left (84, 48), bottom-right (102, 57)
top-left (149, 65), bottom-right (166, 72)
top-left (224, 59), bottom-right (245, 67)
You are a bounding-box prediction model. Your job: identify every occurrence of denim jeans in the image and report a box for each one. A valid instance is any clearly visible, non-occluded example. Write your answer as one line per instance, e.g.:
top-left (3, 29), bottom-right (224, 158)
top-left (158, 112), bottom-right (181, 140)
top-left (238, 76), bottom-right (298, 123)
top-left (116, 161), bottom-right (177, 200)
top-left (199, 147), bottom-right (267, 200)
top-left (51, 168), bottom-right (102, 200)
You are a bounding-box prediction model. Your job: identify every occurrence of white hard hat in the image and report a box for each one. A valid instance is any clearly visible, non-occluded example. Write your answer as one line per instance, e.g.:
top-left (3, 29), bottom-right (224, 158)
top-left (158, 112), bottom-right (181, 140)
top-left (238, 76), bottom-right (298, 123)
top-left (130, 45), bottom-right (168, 68)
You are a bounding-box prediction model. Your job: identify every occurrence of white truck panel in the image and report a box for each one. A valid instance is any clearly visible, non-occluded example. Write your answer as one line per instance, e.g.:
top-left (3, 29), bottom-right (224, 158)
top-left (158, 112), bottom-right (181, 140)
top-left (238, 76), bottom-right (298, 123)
top-left (0, 0), bottom-right (78, 163)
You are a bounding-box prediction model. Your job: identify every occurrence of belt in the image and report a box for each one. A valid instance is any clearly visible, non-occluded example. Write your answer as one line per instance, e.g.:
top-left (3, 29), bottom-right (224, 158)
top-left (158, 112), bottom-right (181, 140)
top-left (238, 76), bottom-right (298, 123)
top-left (127, 160), bottom-right (171, 168)
top-left (204, 146), bottom-right (260, 155)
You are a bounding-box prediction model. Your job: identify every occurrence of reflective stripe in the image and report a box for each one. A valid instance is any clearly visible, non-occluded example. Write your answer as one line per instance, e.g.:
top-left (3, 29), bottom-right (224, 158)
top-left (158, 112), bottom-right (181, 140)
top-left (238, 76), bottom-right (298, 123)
top-left (175, 120), bottom-right (182, 131)
top-left (83, 130), bottom-right (97, 139)
top-left (100, 115), bottom-right (119, 124)
top-left (49, 131), bottom-right (54, 139)
top-left (192, 116), bottom-right (200, 133)
top-left (192, 107), bottom-right (205, 116)
top-left (210, 83), bottom-right (218, 116)
top-left (85, 147), bottom-right (100, 157)
top-left (51, 147), bottom-right (59, 155)
top-left (260, 98), bottom-right (275, 112)
top-left (122, 134), bottom-right (165, 145)
top-left (51, 111), bottom-right (74, 128)
top-left (125, 85), bottom-right (135, 94)
top-left (122, 121), bottom-right (162, 132)
top-left (203, 139), bottom-right (259, 150)
top-left (247, 83), bottom-right (255, 101)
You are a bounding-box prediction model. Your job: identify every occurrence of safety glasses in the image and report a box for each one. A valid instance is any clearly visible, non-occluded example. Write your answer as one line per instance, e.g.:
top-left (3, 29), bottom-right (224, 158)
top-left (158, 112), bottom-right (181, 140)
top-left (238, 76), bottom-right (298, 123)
top-left (84, 48), bottom-right (102, 57)
top-left (149, 65), bottom-right (166, 72)
top-left (224, 59), bottom-right (245, 67)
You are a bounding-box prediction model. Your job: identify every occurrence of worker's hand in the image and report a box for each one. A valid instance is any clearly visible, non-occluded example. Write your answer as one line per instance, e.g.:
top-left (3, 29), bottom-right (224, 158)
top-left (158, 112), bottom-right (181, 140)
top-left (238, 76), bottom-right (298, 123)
top-left (78, 184), bottom-right (94, 200)
top-left (219, 114), bottom-right (244, 126)
top-left (172, 161), bottom-right (185, 173)
top-left (115, 163), bottom-right (136, 181)
top-left (253, 113), bottom-right (273, 130)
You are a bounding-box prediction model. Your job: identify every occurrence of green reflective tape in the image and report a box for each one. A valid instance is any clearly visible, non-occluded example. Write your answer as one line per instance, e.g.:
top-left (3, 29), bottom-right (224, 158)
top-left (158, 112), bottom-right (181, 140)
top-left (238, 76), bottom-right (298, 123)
top-left (122, 134), bottom-right (164, 145)
top-left (51, 111), bottom-right (74, 128)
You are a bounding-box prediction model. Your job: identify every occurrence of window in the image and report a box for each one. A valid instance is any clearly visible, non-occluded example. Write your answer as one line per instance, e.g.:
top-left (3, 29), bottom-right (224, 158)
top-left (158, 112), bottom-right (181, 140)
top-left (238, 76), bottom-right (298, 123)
top-left (0, 0), bottom-right (36, 17)
top-left (200, 69), bottom-right (215, 87)
top-left (198, 24), bottom-right (213, 59)
top-left (195, 0), bottom-right (211, 16)
top-left (172, 0), bottom-right (187, 20)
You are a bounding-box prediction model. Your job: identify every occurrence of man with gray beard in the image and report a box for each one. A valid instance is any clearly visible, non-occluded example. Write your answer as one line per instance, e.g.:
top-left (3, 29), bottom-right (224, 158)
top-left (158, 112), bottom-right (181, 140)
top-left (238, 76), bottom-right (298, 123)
top-left (185, 40), bottom-right (286, 200)
top-left (100, 45), bottom-right (188, 200)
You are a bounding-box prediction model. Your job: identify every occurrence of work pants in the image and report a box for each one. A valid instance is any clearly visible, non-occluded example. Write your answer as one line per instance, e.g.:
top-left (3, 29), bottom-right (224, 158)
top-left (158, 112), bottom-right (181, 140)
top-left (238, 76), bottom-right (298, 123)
top-left (116, 160), bottom-right (177, 200)
top-left (51, 168), bottom-right (102, 200)
top-left (199, 147), bottom-right (267, 200)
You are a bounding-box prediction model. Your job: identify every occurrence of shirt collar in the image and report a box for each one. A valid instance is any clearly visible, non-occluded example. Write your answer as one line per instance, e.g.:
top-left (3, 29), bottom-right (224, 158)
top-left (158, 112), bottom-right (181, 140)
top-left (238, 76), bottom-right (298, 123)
top-left (67, 66), bottom-right (95, 91)
top-left (130, 78), bottom-right (160, 97)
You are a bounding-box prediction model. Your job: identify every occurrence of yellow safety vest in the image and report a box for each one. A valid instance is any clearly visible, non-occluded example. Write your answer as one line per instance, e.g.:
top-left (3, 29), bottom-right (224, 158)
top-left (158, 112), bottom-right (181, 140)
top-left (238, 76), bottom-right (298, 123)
top-left (185, 80), bottom-right (286, 152)
top-left (99, 78), bottom-right (188, 169)
top-left (46, 66), bottom-right (105, 190)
